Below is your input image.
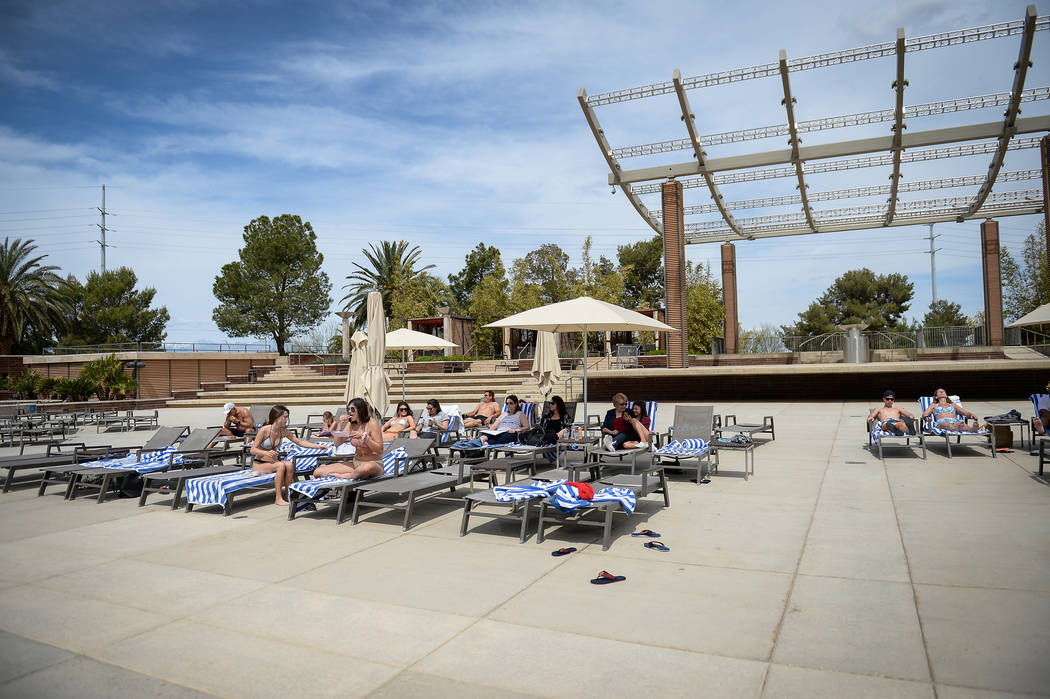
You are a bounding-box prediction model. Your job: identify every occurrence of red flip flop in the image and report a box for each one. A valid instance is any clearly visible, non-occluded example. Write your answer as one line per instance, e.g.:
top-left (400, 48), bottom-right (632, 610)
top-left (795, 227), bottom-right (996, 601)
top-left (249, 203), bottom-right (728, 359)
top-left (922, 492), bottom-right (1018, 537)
top-left (590, 570), bottom-right (626, 585)
top-left (551, 547), bottom-right (577, 557)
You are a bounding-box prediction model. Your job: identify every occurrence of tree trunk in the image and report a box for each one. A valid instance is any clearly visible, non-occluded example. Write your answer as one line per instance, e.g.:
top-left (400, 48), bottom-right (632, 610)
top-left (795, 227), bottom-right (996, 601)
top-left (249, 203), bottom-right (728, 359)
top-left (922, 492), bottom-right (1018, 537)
top-left (0, 335), bottom-right (11, 355)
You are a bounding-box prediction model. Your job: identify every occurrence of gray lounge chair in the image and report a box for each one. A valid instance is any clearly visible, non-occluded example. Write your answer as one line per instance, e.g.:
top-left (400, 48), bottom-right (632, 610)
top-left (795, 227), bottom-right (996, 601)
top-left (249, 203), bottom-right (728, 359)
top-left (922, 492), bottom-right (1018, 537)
top-left (652, 405), bottom-right (715, 484)
top-left (250, 405), bottom-right (271, 429)
top-left (0, 442), bottom-right (120, 493)
top-left (719, 414), bottom-right (775, 441)
top-left (867, 415), bottom-right (926, 459)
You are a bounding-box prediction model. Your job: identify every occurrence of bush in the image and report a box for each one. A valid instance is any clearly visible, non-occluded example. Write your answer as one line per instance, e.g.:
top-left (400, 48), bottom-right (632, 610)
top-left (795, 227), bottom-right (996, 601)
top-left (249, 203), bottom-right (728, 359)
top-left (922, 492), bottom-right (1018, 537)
top-left (37, 376), bottom-right (58, 399)
top-left (80, 354), bottom-right (138, 400)
top-left (413, 354), bottom-right (481, 362)
top-left (53, 377), bottom-right (98, 402)
top-left (644, 349), bottom-right (667, 356)
top-left (11, 370), bottom-right (41, 399)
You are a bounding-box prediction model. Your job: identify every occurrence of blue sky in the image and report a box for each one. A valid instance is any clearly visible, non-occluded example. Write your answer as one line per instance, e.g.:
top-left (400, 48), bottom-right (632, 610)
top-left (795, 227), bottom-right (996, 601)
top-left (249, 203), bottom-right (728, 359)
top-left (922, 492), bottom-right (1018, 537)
top-left (1, 0), bottom-right (1047, 346)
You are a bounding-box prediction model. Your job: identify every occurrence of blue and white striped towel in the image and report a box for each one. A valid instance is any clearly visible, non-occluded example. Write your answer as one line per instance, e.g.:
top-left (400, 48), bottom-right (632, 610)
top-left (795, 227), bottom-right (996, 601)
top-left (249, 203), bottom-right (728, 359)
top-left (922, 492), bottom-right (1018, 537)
top-left (492, 479), bottom-right (566, 502)
top-left (918, 396), bottom-right (989, 435)
top-left (549, 484), bottom-right (636, 515)
top-left (80, 446), bottom-right (182, 473)
top-left (288, 446), bottom-right (408, 500)
top-left (654, 438), bottom-right (708, 457)
top-left (185, 442), bottom-right (330, 507)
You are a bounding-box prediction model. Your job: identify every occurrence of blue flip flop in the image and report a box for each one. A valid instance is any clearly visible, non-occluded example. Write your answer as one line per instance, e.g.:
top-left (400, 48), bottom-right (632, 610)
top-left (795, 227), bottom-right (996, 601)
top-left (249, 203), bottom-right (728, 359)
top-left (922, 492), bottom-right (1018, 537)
top-left (631, 529), bottom-right (661, 538)
top-left (552, 547), bottom-right (577, 557)
top-left (644, 541), bottom-right (670, 552)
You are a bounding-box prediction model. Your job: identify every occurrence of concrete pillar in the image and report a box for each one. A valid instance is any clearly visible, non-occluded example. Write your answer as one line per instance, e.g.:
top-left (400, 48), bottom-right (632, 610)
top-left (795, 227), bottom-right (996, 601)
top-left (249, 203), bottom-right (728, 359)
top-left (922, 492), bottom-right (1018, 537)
top-left (721, 243), bottom-right (739, 354)
top-left (442, 314), bottom-right (452, 356)
top-left (337, 311), bottom-right (352, 360)
top-left (980, 219), bottom-right (1004, 346)
top-left (604, 331), bottom-right (611, 358)
top-left (662, 179), bottom-right (688, 368)
top-left (502, 327), bottom-right (511, 360)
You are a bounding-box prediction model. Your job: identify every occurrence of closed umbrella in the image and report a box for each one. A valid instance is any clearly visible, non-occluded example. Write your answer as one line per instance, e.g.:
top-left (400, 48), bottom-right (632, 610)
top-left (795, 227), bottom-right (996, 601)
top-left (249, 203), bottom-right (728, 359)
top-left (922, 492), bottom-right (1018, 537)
top-left (532, 331), bottom-right (561, 398)
top-left (361, 291), bottom-right (390, 417)
top-left (1007, 302), bottom-right (1050, 328)
top-left (342, 329), bottom-right (369, 403)
top-left (384, 327), bottom-right (459, 400)
top-left (485, 296), bottom-right (675, 426)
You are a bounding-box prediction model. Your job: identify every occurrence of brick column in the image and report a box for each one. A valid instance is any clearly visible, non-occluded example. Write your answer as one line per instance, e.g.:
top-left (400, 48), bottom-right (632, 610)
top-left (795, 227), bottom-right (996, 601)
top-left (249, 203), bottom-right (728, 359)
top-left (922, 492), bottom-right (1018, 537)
top-left (1042, 135), bottom-right (1050, 273)
top-left (721, 243), bottom-right (739, 354)
top-left (980, 219), bottom-right (1004, 346)
top-left (662, 179), bottom-right (688, 368)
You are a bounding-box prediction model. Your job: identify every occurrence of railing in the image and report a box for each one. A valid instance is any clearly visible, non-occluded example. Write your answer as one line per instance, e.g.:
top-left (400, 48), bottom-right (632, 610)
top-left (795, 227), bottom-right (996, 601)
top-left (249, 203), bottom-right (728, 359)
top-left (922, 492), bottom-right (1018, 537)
top-left (867, 330), bottom-right (916, 351)
top-left (918, 325), bottom-right (985, 348)
top-left (516, 342), bottom-right (534, 360)
top-left (1005, 326), bottom-right (1050, 346)
top-left (45, 341), bottom-right (276, 355)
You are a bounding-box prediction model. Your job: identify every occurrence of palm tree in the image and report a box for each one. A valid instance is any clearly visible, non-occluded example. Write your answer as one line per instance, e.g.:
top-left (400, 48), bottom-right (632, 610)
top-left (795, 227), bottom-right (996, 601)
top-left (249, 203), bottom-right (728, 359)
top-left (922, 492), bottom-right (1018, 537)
top-left (0, 238), bottom-right (71, 354)
top-left (341, 241), bottom-right (435, 327)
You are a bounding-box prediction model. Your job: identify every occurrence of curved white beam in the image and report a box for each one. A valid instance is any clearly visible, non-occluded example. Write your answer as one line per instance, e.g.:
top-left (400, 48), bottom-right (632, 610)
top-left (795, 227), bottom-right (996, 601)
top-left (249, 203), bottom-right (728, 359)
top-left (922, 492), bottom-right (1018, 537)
top-left (884, 29), bottom-right (908, 225)
top-left (778, 50), bottom-right (816, 232)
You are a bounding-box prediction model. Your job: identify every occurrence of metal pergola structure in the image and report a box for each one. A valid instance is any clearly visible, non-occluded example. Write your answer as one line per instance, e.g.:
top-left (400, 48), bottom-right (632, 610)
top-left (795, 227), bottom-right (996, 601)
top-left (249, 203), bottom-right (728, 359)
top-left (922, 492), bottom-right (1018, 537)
top-left (578, 5), bottom-right (1050, 361)
top-left (579, 6), bottom-right (1048, 243)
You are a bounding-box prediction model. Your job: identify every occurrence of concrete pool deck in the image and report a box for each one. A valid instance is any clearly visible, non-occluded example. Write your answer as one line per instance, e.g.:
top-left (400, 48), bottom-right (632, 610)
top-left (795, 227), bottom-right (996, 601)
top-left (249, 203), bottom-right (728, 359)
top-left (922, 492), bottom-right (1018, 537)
top-left (0, 399), bottom-right (1047, 698)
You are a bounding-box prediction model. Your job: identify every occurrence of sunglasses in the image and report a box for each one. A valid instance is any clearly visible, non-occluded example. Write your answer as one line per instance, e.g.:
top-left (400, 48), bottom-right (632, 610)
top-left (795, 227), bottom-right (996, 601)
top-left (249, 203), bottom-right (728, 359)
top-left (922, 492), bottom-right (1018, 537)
top-left (884, 397), bottom-right (895, 402)
top-left (399, 407), bottom-right (409, 412)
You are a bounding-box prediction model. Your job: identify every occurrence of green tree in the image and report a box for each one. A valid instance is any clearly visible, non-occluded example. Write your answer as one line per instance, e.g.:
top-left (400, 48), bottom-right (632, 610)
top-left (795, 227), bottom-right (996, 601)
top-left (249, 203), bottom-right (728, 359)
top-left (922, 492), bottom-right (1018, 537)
top-left (1001, 223), bottom-right (1049, 322)
top-left (617, 234), bottom-right (664, 308)
top-left (510, 243), bottom-right (571, 307)
top-left (389, 273), bottom-right (449, 329)
top-left (61, 267), bottom-right (169, 347)
top-left (740, 324), bottom-right (785, 353)
top-left (467, 260), bottom-right (510, 356)
top-left (685, 261), bottom-right (724, 353)
top-left (448, 243), bottom-right (502, 312)
top-left (784, 268), bottom-right (914, 337)
top-left (340, 241), bottom-right (435, 328)
top-left (922, 299), bottom-right (969, 327)
top-left (0, 238), bottom-right (71, 354)
top-left (213, 214), bottom-right (332, 355)
top-left (570, 236), bottom-right (623, 303)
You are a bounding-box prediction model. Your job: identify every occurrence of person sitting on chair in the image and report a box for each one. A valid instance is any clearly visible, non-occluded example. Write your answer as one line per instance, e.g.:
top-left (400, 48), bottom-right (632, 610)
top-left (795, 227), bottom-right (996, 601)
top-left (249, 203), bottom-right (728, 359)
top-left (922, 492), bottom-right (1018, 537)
top-left (600, 392), bottom-right (631, 450)
top-left (381, 401), bottom-right (417, 442)
top-left (867, 390), bottom-right (916, 435)
top-left (314, 397), bottom-right (384, 481)
top-left (922, 388), bottom-right (983, 433)
top-left (219, 402), bottom-right (255, 439)
top-left (620, 400), bottom-right (651, 450)
top-left (250, 405), bottom-right (331, 507)
top-left (542, 395), bottom-right (570, 443)
top-left (462, 390), bottom-right (501, 429)
top-left (481, 394), bottom-right (531, 445)
top-left (417, 399), bottom-right (449, 433)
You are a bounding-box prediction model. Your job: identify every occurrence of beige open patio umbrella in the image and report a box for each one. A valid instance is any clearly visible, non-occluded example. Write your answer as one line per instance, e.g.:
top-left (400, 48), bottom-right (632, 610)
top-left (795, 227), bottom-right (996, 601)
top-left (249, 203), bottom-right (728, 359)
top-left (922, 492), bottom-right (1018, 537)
top-left (361, 291), bottom-right (390, 417)
top-left (532, 330), bottom-right (561, 398)
top-left (485, 296), bottom-right (675, 426)
top-left (384, 327), bottom-right (459, 400)
top-left (1007, 302), bottom-right (1050, 328)
top-left (342, 329), bottom-right (369, 403)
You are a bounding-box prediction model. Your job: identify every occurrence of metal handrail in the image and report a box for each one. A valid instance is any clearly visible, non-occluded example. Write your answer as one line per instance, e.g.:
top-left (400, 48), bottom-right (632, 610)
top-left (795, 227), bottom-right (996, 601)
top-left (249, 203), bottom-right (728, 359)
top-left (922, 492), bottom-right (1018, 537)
top-left (44, 341), bottom-right (276, 355)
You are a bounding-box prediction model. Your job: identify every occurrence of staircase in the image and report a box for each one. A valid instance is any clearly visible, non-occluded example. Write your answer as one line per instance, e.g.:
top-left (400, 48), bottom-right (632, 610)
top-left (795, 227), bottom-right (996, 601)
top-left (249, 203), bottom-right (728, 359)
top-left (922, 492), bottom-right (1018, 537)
top-left (165, 364), bottom-right (583, 410)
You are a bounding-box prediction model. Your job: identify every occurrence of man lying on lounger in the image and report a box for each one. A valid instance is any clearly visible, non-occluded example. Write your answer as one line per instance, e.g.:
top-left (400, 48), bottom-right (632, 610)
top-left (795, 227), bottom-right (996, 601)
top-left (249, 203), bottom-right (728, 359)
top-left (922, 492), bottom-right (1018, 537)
top-left (868, 390), bottom-right (917, 435)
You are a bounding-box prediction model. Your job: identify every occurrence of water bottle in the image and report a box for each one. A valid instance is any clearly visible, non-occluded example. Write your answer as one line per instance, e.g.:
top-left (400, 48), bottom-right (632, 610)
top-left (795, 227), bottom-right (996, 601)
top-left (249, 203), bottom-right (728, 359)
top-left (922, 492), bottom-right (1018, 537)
top-left (669, 425), bottom-right (674, 441)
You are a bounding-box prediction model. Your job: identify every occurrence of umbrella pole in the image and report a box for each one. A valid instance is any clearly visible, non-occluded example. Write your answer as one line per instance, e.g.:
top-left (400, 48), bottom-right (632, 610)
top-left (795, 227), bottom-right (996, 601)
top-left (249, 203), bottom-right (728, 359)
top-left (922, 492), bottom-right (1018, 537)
top-left (401, 349), bottom-right (407, 401)
top-left (582, 328), bottom-right (589, 428)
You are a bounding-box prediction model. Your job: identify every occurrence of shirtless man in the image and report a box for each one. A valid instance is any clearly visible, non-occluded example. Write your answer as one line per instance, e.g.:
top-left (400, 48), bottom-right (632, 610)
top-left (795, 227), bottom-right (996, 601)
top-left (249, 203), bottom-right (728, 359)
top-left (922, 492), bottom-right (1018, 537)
top-left (313, 397), bottom-right (384, 480)
top-left (462, 390), bottom-right (501, 429)
top-left (868, 390), bottom-right (917, 435)
top-left (218, 402), bottom-right (255, 440)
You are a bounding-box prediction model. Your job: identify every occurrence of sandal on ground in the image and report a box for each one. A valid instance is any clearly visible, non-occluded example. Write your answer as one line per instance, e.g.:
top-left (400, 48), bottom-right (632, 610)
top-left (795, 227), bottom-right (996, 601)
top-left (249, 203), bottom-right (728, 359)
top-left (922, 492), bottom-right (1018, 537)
top-left (631, 529), bottom-right (661, 538)
top-left (590, 570), bottom-right (626, 585)
top-left (644, 541), bottom-right (670, 551)
top-left (551, 547), bottom-right (577, 557)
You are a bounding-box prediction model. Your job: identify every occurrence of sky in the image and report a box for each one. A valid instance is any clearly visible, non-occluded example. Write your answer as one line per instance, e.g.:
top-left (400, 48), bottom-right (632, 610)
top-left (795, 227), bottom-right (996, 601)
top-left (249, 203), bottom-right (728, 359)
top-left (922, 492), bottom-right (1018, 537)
top-left (1, 0), bottom-right (1047, 348)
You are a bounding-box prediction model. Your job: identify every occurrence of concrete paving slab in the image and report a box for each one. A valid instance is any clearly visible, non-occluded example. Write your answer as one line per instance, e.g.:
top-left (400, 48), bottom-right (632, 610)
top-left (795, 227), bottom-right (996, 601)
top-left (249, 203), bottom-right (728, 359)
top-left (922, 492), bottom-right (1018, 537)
top-left (761, 664), bottom-right (934, 698)
top-left (284, 534), bottom-right (564, 616)
top-left (774, 575), bottom-right (930, 681)
top-left (0, 494), bottom-right (142, 542)
top-left (367, 671), bottom-right (535, 698)
top-left (0, 585), bottom-right (171, 654)
top-left (414, 619), bottom-right (768, 697)
top-left (896, 501), bottom-right (1050, 591)
top-left (0, 655), bottom-right (215, 698)
top-left (133, 517), bottom-right (399, 583)
top-left (798, 499), bottom-right (910, 582)
top-left (917, 584), bottom-right (1050, 695)
top-left (818, 462), bottom-right (894, 502)
top-left (0, 538), bottom-right (114, 585)
top-left (490, 553), bottom-right (790, 660)
top-left (39, 559), bottom-right (266, 616)
top-left (935, 685), bottom-right (1050, 699)
top-left (0, 629), bottom-right (73, 685)
top-left (97, 619), bottom-right (398, 697)
top-left (191, 584), bottom-right (474, 666)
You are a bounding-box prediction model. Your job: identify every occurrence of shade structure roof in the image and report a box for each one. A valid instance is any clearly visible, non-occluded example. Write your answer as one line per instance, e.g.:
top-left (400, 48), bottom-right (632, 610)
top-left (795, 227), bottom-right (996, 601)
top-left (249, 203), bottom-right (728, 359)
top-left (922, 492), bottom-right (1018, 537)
top-left (1006, 302), bottom-right (1050, 328)
top-left (483, 296), bottom-right (675, 333)
top-left (384, 327), bottom-right (459, 350)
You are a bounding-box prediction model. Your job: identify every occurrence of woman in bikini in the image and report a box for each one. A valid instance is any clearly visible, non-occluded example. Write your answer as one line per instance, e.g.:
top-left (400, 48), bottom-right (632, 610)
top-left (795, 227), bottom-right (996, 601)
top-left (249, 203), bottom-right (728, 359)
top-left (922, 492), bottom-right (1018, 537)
top-left (620, 400), bottom-right (652, 449)
top-left (381, 401), bottom-right (416, 442)
top-left (922, 388), bottom-right (983, 433)
top-left (313, 397), bottom-right (384, 480)
top-left (250, 404), bottom-right (331, 506)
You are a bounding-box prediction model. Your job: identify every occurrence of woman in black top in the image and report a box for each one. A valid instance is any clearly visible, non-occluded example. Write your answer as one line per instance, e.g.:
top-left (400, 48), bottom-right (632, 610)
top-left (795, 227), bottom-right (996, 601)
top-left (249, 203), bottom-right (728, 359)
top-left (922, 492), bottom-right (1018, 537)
top-left (542, 395), bottom-right (569, 443)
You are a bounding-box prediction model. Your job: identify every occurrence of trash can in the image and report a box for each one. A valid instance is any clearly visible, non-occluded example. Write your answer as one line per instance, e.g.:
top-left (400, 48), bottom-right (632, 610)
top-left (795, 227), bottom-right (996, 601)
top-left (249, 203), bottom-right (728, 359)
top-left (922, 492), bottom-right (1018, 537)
top-left (838, 324), bottom-right (869, 364)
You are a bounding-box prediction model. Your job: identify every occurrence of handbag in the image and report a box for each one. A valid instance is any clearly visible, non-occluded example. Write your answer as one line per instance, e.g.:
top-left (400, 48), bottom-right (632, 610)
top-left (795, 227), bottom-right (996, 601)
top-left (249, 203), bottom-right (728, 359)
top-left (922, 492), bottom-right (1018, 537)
top-left (519, 425), bottom-right (548, 446)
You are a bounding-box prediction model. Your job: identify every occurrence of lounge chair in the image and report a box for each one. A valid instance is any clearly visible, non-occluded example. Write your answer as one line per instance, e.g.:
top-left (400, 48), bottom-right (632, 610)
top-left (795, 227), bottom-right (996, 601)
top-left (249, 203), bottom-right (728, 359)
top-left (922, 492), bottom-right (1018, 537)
top-left (286, 438), bottom-right (437, 524)
top-left (918, 395), bottom-right (993, 458)
top-left (1, 442), bottom-right (120, 493)
top-left (96, 410), bottom-right (131, 433)
top-left (183, 442), bottom-right (331, 516)
top-left (66, 427), bottom-right (222, 503)
top-left (459, 478), bottom-right (555, 543)
top-left (867, 414), bottom-right (926, 459)
top-left (249, 405), bottom-right (271, 429)
top-left (719, 414), bottom-right (775, 441)
top-left (534, 480), bottom-right (640, 551)
top-left (127, 409), bottom-right (159, 430)
top-left (37, 426), bottom-right (189, 497)
top-left (651, 405), bottom-right (714, 484)
top-left (1030, 393), bottom-right (1049, 443)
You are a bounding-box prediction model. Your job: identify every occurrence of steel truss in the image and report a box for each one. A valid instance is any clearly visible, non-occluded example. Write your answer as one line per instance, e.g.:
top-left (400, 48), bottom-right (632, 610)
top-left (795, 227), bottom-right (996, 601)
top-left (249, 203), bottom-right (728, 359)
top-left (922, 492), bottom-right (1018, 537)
top-left (580, 6), bottom-right (1048, 241)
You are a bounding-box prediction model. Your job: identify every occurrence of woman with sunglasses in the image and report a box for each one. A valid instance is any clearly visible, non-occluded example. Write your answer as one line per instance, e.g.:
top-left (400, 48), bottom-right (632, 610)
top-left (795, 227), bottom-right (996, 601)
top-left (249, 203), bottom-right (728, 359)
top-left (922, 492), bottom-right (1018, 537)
top-left (250, 404), bottom-right (332, 507)
top-left (481, 394), bottom-right (530, 445)
top-left (542, 395), bottom-right (569, 443)
top-left (381, 401), bottom-right (417, 442)
top-left (314, 397), bottom-right (384, 480)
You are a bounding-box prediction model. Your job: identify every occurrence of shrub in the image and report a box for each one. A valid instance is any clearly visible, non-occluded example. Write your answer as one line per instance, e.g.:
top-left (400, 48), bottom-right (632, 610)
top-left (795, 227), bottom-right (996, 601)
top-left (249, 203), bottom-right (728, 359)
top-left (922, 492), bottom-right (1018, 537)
top-left (37, 376), bottom-right (58, 399)
top-left (80, 354), bottom-right (137, 400)
top-left (11, 369), bottom-right (41, 399)
top-left (54, 376), bottom-right (98, 402)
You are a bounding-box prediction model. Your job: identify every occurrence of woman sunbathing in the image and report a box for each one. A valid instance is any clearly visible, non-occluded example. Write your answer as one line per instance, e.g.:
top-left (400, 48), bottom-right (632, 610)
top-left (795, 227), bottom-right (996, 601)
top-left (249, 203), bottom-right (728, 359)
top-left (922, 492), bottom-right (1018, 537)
top-left (313, 397), bottom-right (384, 481)
top-left (250, 404), bottom-right (331, 506)
top-left (922, 388), bottom-right (983, 433)
top-left (381, 401), bottom-right (416, 442)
